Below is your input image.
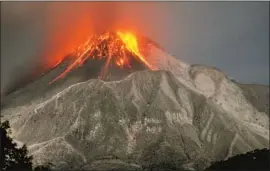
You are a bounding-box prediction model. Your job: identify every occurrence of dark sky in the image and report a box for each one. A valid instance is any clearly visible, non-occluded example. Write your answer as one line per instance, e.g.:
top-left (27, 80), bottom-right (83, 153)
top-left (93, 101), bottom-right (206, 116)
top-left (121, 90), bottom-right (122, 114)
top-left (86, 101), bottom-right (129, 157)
top-left (1, 2), bottom-right (269, 93)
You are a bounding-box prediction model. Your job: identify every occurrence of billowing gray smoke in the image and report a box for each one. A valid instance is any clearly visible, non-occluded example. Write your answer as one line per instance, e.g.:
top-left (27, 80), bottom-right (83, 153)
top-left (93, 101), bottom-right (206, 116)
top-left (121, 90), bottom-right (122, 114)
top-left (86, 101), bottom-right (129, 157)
top-left (1, 2), bottom-right (169, 95)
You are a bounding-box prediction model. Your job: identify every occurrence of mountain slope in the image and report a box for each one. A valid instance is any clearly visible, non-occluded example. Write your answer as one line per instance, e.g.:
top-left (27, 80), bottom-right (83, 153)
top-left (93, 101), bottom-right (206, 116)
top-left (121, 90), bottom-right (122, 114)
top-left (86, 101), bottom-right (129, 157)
top-left (1, 31), bottom-right (269, 170)
top-left (2, 69), bottom-right (269, 170)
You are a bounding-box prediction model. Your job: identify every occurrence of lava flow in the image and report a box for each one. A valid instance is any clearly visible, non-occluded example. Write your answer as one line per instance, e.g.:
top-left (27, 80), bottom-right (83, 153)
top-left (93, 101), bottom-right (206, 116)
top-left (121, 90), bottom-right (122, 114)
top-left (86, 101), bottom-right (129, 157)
top-left (49, 31), bottom-right (156, 84)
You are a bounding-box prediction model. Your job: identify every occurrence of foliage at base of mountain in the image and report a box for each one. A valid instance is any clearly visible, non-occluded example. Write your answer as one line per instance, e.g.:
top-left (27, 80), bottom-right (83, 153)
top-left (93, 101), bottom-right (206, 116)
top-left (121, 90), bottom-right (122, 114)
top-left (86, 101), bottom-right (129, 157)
top-left (204, 148), bottom-right (270, 171)
top-left (0, 120), bottom-right (52, 171)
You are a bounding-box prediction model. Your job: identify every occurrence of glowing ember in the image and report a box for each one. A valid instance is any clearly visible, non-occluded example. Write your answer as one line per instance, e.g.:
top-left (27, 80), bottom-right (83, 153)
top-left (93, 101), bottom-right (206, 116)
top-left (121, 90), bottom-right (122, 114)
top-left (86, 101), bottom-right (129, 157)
top-left (49, 31), bottom-right (156, 84)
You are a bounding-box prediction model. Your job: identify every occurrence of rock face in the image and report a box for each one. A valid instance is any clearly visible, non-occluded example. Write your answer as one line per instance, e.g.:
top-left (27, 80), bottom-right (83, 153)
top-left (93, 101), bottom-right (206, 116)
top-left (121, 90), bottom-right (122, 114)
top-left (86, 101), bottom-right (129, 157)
top-left (1, 69), bottom-right (269, 170)
top-left (1, 35), bottom-right (269, 170)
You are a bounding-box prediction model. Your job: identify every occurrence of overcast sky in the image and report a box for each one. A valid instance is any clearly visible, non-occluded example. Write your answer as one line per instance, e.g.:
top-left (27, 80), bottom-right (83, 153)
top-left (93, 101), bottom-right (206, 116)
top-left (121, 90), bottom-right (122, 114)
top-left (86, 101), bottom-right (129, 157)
top-left (1, 2), bottom-right (269, 93)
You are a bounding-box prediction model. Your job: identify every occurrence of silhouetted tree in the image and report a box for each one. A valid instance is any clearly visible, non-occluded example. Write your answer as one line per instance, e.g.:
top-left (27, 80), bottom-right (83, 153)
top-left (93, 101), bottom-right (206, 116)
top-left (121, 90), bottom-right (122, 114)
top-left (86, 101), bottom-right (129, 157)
top-left (0, 120), bottom-right (51, 171)
top-left (205, 148), bottom-right (270, 171)
top-left (33, 164), bottom-right (52, 171)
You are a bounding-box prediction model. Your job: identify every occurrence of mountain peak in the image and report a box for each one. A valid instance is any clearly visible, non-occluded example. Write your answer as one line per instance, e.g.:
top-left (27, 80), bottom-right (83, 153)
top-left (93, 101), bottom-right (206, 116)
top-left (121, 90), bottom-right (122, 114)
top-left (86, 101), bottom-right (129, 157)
top-left (3, 30), bottom-right (190, 98)
top-left (48, 31), bottom-right (157, 84)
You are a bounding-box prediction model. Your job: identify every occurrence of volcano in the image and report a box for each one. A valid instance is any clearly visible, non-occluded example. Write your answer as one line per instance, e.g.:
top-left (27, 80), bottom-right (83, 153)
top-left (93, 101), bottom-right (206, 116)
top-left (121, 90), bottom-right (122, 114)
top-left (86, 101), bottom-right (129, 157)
top-left (1, 31), bottom-right (269, 171)
top-left (1, 31), bottom-right (157, 108)
top-left (2, 31), bottom-right (190, 108)
top-left (48, 31), bottom-right (157, 84)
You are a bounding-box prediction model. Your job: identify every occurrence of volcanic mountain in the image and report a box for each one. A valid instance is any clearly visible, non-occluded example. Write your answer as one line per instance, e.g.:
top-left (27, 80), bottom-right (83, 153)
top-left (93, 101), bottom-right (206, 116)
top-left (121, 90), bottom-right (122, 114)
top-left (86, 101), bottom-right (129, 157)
top-left (1, 31), bottom-right (158, 108)
top-left (1, 31), bottom-right (269, 171)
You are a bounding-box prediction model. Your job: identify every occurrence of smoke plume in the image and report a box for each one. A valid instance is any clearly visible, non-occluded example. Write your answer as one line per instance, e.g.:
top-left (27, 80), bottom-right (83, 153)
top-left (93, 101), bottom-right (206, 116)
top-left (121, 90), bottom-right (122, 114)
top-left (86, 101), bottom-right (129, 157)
top-left (1, 2), bottom-right (169, 94)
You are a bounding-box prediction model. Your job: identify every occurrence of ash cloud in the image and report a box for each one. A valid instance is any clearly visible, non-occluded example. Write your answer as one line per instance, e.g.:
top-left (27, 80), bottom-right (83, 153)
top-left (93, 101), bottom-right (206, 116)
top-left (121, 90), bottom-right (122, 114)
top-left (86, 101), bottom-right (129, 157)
top-left (1, 2), bottom-right (269, 95)
top-left (1, 2), bottom-right (168, 94)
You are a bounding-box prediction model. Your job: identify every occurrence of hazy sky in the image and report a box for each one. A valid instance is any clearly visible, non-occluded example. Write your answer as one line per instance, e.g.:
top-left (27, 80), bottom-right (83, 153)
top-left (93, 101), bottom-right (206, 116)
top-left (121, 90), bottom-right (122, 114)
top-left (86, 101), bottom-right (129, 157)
top-left (1, 2), bottom-right (269, 93)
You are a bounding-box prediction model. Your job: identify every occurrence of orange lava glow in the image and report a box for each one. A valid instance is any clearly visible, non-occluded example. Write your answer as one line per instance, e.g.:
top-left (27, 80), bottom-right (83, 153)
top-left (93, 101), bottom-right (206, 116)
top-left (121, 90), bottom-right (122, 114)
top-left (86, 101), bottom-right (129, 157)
top-left (117, 31), bottom-right (155, 70)
top-left (49, 31), bottom-right (156, 84)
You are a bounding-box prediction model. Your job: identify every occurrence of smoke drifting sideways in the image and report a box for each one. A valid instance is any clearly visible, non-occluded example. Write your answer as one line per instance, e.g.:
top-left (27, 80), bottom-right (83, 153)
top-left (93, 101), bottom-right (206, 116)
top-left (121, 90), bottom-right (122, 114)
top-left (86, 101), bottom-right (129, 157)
top-left (1, 2), bottom-right (170, 96)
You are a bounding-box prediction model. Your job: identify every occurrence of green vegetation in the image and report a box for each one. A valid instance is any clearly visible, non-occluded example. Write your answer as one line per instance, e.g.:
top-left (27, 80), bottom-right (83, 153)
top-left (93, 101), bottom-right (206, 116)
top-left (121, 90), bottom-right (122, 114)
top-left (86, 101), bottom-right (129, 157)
top-left (0, 120), bottom-right (51, 171)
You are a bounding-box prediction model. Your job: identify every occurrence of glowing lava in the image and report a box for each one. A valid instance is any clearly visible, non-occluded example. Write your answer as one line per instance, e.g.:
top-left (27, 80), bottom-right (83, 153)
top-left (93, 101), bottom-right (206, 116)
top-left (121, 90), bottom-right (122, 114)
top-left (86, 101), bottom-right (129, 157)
top-left (116, 31), bottom-right (155, 70)
top-left (49, 31), bottom-right (156, 84)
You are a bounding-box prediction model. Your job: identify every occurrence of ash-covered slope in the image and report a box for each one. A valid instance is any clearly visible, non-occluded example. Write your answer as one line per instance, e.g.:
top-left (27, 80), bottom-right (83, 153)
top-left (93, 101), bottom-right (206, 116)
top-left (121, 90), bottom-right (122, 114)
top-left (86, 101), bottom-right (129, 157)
top-left (1, 55), bottom-right (146, 109)
top-left (1, 31), bottom-right (269, 170)
top-left (2, 69), bottom-right (269, 170)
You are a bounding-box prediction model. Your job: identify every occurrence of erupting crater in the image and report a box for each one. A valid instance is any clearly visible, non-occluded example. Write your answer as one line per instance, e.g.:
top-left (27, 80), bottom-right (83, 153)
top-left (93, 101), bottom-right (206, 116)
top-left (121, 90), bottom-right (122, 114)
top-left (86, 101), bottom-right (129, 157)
top-left (49, 31), bottom-right (157, 84)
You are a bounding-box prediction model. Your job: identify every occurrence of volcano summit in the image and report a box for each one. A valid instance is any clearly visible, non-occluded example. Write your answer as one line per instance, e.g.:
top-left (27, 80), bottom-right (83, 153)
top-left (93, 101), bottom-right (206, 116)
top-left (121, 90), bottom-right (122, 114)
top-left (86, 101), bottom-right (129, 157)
top-left (1, 31), bottom-right (269, 171)
top-left (2, 31), bottom-right (158, 107)
top-left (48, 31), bottom-right (156, 84)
